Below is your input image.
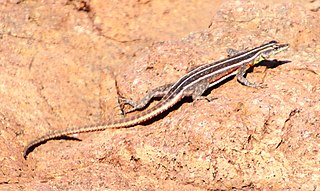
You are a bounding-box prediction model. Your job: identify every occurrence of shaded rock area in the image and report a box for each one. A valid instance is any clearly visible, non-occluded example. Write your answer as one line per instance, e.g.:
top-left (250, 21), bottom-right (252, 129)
top-left (0, 0), bottom-right (319, 190)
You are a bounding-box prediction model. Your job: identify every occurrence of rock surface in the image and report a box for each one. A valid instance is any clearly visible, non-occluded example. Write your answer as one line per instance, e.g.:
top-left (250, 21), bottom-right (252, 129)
top-left (0, 0), bottom-right (319, 190)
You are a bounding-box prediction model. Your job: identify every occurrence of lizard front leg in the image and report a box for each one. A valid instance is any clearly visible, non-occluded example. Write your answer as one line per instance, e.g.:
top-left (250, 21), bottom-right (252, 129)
top-left (236, 64), bottom-right (267, 88)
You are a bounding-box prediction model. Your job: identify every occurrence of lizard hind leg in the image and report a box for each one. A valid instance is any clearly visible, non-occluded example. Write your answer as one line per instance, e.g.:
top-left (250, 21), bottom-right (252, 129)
top-left (119, 83), bottom-right (174, 114)
top-left (182, 80), bottom-right (210, 101)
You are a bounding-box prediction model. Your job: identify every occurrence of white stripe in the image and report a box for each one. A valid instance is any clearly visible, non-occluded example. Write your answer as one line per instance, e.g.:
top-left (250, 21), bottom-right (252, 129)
top-left (169, 45), bottom-right (274, 97)
top-left (180, 43), bottom-right (275, 80)
top-left (179, 47), bottom-right (271, 94)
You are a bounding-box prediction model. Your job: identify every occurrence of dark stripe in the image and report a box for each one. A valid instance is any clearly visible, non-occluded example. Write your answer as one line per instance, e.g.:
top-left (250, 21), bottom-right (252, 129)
top-left (162, 41), bottom-right (277, 100)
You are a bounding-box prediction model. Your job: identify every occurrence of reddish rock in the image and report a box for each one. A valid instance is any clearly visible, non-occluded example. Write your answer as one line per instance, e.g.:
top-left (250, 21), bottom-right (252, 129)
top-left (0, 0), bottom-right (319, 190)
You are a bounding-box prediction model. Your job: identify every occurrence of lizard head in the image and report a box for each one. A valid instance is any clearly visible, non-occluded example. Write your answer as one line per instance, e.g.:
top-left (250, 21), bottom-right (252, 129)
top-left (260, 41), bottom-right (289, 59)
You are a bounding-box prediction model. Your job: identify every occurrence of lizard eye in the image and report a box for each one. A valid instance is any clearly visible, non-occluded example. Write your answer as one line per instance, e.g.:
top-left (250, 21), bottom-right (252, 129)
top-left (273, 44), bottom-right (286, 53)
top-left (274, 45), bottom-right (281, 51)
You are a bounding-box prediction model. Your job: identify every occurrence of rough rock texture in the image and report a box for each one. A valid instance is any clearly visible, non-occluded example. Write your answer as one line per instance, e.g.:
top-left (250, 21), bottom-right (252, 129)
top-left (0, 0), bottom-right (319, 190)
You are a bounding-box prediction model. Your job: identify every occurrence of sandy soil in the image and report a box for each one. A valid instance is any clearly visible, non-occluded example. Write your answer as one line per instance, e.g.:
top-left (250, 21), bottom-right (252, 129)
top-left (0, 0), bottom-right (319, 190)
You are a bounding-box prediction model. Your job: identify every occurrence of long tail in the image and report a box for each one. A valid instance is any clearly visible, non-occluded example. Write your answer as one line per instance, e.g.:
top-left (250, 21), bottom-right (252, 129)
top-left (23, 122), bottom-right (121, 159)
top-left (23, 97), bottom-right (178, 159)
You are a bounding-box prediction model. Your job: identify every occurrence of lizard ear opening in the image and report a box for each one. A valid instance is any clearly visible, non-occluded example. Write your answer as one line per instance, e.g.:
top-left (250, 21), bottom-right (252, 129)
top-left (260, 49), bottom-right (273, 59)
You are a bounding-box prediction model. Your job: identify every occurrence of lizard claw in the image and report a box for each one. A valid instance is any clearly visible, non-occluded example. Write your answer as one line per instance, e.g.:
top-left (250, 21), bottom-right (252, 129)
top-left (118, 96), bottom-right (139, 114)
